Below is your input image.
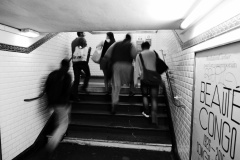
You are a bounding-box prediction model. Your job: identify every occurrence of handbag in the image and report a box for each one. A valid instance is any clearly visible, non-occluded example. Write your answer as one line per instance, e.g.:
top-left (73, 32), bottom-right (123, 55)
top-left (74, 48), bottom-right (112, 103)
top-left (91, 47), bottom-right (102, 64)
top-left (139, 53), bottom-right (161, 86)
top-left (154, 50), bottom-right (168, 74)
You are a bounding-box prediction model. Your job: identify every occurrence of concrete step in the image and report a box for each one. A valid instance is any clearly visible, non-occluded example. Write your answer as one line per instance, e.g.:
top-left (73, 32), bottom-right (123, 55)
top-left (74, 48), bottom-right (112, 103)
top-left (48, 143), bottom-right (173, 160)
top-left (77, 92), bottom-right (165, 103)
top-left (71, 111), bottom-right (168, 125)
top-left (71, 101), bottom-right (167, 114)
top-left (79, 86), bottom-right (164, 94)
top-left (68, 120), bottom-right (171, 144)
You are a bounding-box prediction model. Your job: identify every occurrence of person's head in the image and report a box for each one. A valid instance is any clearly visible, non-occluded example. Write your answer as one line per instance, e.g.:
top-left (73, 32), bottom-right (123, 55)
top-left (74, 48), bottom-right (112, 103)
top-left (124, 33), bottom-right (131, 42)
top-left (106, 32), bottom-right (115, 43)
top-left (141, 41), bottom-right (151, 50)
top-left (77, 32), bottom-right (85, 37)
top-left (60, 59), bottom-right (70, 72)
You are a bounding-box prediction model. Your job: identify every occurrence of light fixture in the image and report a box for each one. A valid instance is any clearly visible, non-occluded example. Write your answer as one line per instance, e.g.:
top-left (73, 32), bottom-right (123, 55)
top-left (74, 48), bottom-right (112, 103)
top-left (20, 28), bottom-right (40, 38)
top-left (90, 30), bottom-right (157, 34)
top-left (180, 0), bottom-right (224, 29)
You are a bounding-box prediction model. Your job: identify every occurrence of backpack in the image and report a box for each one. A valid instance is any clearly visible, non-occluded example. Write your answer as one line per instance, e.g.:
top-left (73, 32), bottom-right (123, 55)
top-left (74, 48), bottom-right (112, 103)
top-left (154, 50), bottom-right (168, 74)
top-left (73, 46), bottom-right (88, 62)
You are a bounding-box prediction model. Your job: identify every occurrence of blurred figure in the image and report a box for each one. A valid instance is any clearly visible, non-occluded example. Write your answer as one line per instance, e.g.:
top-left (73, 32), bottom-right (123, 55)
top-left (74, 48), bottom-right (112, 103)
top-left (44, 59), bottom-right (72, 154)
top-left (104, 34), bottom-right (137, 114)
top-left (71, 32), bottom-right (91, 100)
top-left (134, 41), bottom-right (161, 125)
top-left (97, 32), bottom-right (116, 94)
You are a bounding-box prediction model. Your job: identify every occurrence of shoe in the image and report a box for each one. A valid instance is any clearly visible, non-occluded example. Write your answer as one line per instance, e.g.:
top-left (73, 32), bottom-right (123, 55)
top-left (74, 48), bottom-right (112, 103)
top-left (81, 87), bottom-right (89, 94)
top-left (142, 111), bottom-right (150, 118)
top-left (105, 91), bottom-right (111, 95)
top-left (111, 105), bottom-right (116, 114)
top-left (128, 91), bottom-right (135, 97)
top-left (70, 96), bottom-right (81, 101)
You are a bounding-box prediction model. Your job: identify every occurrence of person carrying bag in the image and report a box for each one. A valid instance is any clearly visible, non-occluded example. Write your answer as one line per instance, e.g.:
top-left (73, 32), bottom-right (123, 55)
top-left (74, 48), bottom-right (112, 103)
top-left (134, 41), bottom-right (168, 126)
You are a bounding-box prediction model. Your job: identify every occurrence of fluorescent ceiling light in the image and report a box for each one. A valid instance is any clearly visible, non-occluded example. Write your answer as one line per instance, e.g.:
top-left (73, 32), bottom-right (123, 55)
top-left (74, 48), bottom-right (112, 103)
top-left (90, 30), bottom-right (157, 34)
top-left (181, 0), bottom-right (224, 29)
top-left (20, 29), bottom-right (40, 38)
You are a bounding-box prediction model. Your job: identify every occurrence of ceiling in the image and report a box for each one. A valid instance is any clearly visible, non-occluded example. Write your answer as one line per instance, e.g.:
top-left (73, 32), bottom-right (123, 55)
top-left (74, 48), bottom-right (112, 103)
top-left (0, 0), bottom-right (199, 33)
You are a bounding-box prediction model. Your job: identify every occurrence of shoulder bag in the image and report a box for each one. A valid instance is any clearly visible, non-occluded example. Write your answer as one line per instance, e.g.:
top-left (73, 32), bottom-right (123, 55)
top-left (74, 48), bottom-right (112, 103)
top-left (139, 53), bottom-right (161, 86)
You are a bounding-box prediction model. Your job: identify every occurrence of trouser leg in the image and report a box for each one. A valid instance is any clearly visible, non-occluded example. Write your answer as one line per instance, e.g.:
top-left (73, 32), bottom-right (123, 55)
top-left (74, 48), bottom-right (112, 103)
top-left (81, 62), bottom-right (91, 89)
top-left (46, 105), bottom-right (70, 152)
top-left (141, 82), bottom-right (150, 115)
top-left (150, 85), bottom-right (159, 124)
top-left (72, 63), bottom-right (81, 96)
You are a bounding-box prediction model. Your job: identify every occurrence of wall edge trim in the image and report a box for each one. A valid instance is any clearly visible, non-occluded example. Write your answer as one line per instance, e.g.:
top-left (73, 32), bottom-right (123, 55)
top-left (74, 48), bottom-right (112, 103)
top-left (176, 14), bottom-right (240, 50)
top-left (0, 33), bottom-right (58, 53)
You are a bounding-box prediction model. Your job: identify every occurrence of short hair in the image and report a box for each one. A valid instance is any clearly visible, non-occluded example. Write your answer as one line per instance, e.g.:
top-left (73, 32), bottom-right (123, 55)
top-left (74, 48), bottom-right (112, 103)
top-left (125, 34), bottom-right (131, 41)
top-left (141, 41), bottom-right (150, 50)
top-left (77, 32), bottom-right (85, 37)
top-left (61, 59), bottom-right (70, 68)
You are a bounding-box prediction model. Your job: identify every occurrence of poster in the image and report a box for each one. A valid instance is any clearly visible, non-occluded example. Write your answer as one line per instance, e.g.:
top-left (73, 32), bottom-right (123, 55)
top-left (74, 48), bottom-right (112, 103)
top-left (192, 43), bottom-right (240, 160)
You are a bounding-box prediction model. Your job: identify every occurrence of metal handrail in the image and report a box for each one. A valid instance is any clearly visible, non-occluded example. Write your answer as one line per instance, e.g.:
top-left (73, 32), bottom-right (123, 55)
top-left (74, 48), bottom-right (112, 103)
top-left (159, 50), bottom-right (185, 108)
top-left (24, 91), bottom-right (45, 102)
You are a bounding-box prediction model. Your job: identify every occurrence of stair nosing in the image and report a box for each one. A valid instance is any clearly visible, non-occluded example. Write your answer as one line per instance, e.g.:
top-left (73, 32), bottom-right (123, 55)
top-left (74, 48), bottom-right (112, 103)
top-left (69, 122), bottom-right (170, 131)
top-left (63, 137), bottom-right (172, 146)
top-left (71, 111), bottom-right (168, 118)
top-left (71, 101), bottom-right (166, 106)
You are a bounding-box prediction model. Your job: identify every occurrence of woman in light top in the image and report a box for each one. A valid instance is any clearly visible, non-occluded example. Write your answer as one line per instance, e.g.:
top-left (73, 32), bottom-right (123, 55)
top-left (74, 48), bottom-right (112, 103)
top-left (97, 32), bottom-right (115, 94)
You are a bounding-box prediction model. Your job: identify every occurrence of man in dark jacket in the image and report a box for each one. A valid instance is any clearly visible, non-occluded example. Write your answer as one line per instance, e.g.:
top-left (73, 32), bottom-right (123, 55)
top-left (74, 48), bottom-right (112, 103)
top-left (44, 59), bottom-right (72, 153)
top-left (103, 34), bottom-right (137, 114)
top-left (71, 32), bottom-right (91, 100)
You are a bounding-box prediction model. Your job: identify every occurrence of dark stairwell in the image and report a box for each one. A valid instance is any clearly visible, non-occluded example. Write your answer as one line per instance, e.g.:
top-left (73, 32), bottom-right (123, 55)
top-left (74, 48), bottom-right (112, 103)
top-left (53, 76), bottom-right (175, 160)
top-left (18, 76), bottom-right (175, 160)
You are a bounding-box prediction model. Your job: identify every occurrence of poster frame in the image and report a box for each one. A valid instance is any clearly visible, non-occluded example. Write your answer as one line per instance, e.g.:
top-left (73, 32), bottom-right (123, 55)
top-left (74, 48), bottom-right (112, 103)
top-left (189, 40), bottom-right (240, 160)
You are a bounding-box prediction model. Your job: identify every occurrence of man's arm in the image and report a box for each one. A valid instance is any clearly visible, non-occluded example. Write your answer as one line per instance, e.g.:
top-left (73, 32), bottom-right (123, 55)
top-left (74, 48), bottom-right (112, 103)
top-left (131, 44), bottom-right (138, 60)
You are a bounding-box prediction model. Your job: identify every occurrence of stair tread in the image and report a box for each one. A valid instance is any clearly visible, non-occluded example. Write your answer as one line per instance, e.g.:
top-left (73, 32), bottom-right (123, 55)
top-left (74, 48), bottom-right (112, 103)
top-left (70, 119), bottom-right (169, 131)
top-left (71, 100), bottom-right (166, 106)
top-left (66, 130), bottom-right (172, 144)
top-left (71, 109), bottom-right (168, 117)
top-left (78, 92), bottom-right (164, 96)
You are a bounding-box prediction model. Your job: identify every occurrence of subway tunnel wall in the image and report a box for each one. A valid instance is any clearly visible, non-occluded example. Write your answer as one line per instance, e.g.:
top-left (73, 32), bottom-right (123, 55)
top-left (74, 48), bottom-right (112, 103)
top-left (0, 31), bottom-right (159, 160)
top-left (0, 32), bottom-right (73, 160)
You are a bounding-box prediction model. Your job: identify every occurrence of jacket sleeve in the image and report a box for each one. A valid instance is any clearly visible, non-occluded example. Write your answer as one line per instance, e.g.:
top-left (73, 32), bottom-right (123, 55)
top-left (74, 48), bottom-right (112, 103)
top-left (131, 44), bottom-right (138, 60)
top-left (134, 54), bottom-right (142, 86)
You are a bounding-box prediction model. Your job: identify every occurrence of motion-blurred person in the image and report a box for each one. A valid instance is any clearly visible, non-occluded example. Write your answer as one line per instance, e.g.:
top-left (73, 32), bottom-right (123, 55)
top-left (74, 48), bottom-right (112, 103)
top-left (134, 41), bottom-right (161, 125)
top-left (44, 59), bottom-right (72, 155)
top-left (96, 32), bottom-right (116, 94)
top-left (71, 32), bottom-right (91, 100)
top-left (103, 34), bottom-right (137, 114)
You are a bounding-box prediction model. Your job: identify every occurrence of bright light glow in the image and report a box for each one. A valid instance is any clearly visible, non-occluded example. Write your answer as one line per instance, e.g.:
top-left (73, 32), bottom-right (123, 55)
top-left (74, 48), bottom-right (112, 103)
top-left (181, 0), bottom-right (224, 29)
top-left (147, 0), bottom-right (197, 21)
top-left (20, 29), bottom-right (40, 38)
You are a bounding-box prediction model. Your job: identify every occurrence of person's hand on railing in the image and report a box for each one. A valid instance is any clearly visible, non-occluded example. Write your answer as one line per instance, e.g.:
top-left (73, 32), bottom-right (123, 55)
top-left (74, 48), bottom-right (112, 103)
top-left (24, 91), bottom-right (45, 102)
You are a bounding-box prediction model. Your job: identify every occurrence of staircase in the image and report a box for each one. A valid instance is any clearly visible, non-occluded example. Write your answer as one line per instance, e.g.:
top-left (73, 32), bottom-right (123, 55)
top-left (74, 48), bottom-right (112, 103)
top-left (65, 76), bottom-right (172, 153)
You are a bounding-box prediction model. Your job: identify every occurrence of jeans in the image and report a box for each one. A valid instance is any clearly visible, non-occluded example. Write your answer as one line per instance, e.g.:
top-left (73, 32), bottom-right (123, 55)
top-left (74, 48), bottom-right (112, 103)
top-left (72, 61), bottom-right (90, 95)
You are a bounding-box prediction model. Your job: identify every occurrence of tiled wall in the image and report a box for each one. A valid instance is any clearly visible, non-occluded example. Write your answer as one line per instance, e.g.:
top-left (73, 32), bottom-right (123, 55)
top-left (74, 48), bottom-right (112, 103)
top-left (156, 30), bottom-right (193, 160)
top-left (156, 27), bottom-right (240, 160)
top-left (0, 32), bottom-right (72, 160)
top-left (0, 31), bottom-right (159, 160)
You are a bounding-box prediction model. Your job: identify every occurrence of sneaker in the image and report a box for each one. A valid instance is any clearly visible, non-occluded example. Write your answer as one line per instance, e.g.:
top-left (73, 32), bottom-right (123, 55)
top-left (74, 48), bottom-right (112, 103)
top-left (142, 111), bottom-right (150, 118)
